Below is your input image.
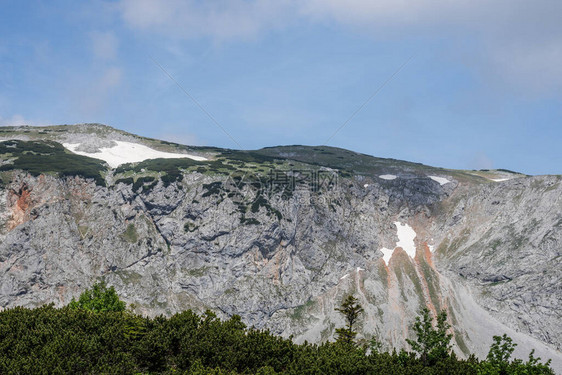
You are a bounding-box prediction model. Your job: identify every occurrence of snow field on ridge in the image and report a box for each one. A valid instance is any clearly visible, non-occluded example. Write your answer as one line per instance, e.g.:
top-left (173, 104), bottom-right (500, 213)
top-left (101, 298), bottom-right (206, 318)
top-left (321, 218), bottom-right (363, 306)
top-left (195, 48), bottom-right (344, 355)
top-left (63, 140), bottom-right (207, 168)
top-left (428, 175), bottom-right (450, 185)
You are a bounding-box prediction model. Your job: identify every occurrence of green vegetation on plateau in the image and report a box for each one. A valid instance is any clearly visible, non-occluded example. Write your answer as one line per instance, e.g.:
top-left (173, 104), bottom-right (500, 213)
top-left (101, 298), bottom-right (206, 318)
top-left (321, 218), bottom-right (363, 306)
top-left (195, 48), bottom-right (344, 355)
top-left (0, 283), bottom-right (553, 375)
top-left (0, 125), bottom-right (518, 191)
top-left (0, 140), bottom-right (106, 185)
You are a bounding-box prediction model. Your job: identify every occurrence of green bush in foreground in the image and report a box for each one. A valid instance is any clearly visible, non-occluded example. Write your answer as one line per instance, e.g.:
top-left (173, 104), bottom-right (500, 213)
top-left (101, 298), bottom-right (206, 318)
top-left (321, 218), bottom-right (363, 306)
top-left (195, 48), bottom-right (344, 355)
top-left (406, 308), bottom-right (452, 365)
top-left (0, 286), bottom-right (554, 374)
top-left (68, 281), bottom-right (126, 312)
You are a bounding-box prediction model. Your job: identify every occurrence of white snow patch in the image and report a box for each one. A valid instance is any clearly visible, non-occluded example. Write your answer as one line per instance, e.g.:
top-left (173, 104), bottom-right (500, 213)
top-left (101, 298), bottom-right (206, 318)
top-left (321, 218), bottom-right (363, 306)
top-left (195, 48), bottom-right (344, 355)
top-left (340, 274), bottom-right (349, 280)
top-left (363, 184), bottom-right (369, 188)
top-left (428, 244), bottom-right (435, 253)
top-left (428, 175), bottom-right (450, 185)
top-left (379, 221), bottom-right (418, 265)
top-left (356, 267), bottom-right (364, 272)
top-left (395, 222), bottom-right (417, 258)
top-left (380, 247), bottom-right (394, 265)
top-left (491, 178), bottom-right (509, 182)
top-left (63, 140), bottom-right (207, 168)
top-left (379, 174), bottom-right (397, 180)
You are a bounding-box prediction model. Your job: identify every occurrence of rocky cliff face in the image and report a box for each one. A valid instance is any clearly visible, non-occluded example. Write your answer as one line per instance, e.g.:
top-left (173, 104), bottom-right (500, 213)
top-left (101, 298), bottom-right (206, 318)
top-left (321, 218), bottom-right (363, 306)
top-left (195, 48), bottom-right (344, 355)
top-left (0, 125), bottom-right (560, 371)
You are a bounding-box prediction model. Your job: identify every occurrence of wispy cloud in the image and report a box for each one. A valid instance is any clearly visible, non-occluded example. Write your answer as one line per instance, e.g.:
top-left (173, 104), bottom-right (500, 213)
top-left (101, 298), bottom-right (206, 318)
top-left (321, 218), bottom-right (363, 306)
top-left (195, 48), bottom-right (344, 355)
top-left (300, 0), bottom-right (562, 95)
top-left (0, 114), bottom-right (43, 127)
top-left (68, 31), bottom-right (123, 117)
top-left (98, 66), bottom-right (123, 91)
top-left (490, 40), bottom-right (562, 95)
top-left (468, 151), bottom-right (494, 170)
top-left (118, 0), bottom-right (295, 41)
top-left (75, 66), bottom-right (123, 116)
top-left (91, 31), bottom-right (119, 61)
top-left (116, 0), bottom-right (562, 95)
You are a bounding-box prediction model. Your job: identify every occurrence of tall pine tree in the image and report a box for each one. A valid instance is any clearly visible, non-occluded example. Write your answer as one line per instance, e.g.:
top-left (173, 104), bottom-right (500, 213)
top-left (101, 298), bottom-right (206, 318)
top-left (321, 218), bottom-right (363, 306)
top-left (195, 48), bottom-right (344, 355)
top-left (334, 295), bottom-right (364, 346)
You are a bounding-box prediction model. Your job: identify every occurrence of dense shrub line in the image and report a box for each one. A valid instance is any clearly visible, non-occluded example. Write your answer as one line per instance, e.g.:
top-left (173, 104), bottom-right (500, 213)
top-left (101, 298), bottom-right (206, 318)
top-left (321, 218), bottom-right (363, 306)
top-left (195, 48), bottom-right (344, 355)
top-left (0, 305), bottom-right (553, 374)
top-left (0, 140), bottom-right (107, 185)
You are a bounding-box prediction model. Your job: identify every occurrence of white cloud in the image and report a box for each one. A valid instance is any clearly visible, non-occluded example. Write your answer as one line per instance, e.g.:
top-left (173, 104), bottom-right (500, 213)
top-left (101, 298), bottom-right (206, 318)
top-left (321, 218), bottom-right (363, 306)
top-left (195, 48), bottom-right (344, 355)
top-left (299, 0), bottom-right (465, 27)
top-left (0, 114), bottom-right (42, 127)
top-left (91, 31), bottom-right (119, 61)
top-left (490, 40), bottom-right (562, 94)
top-left (300, 0), bottom-right (562, 94)
top-left (118, 0), bottom-right (295, 41)
top-left (66, 31), bottom-right (122, 118)
top-left (75, 67), bottom-right (123, 115)
top-left (98, 66), bottom-right (123, 90)
top-left (116, 0), bottom-right (562, 94)
top-left (469, 152), bottom-right (494, 170)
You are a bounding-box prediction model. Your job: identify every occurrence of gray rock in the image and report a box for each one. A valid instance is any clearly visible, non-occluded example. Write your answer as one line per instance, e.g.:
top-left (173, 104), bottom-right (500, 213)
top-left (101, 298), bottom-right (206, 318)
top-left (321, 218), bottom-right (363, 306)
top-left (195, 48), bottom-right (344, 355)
top-left (0, 156), bottom-right (560, 372)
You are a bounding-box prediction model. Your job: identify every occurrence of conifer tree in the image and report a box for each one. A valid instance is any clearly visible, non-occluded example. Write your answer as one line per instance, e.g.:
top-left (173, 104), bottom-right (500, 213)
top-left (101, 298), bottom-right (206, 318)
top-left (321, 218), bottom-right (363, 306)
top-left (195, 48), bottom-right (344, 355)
top-left (406, 307), bottom-right (452, 365)
top-left (334, 295), bottom-right (364, 346)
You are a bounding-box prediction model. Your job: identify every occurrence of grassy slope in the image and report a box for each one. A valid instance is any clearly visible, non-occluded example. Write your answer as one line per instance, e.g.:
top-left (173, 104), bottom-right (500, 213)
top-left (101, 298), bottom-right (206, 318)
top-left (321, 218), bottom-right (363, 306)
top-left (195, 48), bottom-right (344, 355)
top-left (0, 124), bottom-right (528, 186)
top-left (253, 145), bottom-right (513, 184)
top-left (0, 140), bottom-right (107, 185)
top-left (0, 124), bottom-right (222, 156)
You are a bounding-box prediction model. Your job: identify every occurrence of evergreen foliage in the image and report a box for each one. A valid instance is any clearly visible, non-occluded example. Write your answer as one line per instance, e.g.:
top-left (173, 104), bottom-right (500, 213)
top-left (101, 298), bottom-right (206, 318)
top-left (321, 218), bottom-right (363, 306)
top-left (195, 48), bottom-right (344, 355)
top-left (487, 334), bottom-right (517, 367)
top-left (334, 295), bottom-right (364, 346)
top-left (0, 140), bottom-right (106, 185)
top-left (477, 334), bottom-right (553, 375)
top-left (0, 286), bottom-right (554, 374)
top-left (406, 308), bottom-right (453, 365)
top-left (68, 281), bottom-right (126, 312)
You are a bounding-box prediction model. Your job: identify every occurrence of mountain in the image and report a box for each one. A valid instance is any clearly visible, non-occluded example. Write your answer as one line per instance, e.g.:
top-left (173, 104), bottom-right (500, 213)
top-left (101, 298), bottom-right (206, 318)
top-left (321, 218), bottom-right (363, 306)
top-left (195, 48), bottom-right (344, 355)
top-left (0, 124), bottom-right (560, 371)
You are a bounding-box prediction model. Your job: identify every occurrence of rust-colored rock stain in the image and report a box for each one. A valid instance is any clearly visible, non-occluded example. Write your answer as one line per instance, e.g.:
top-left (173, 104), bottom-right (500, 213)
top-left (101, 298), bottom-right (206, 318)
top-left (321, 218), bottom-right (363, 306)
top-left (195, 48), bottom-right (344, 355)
top-left (7, 183), bottom-right (33, 230)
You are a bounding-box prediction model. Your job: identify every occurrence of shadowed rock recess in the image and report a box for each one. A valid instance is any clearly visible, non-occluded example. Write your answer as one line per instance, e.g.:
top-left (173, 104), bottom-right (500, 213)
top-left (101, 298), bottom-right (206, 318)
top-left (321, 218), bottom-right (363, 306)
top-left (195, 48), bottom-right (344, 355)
top-left (0, 124), bottom-right (561, 371)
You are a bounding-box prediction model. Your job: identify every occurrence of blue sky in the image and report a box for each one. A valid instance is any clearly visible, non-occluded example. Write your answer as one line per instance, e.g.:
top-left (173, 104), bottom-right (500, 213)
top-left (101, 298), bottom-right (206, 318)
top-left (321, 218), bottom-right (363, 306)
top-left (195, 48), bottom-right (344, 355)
top-left (1, 1), bottom-right (561, 175)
